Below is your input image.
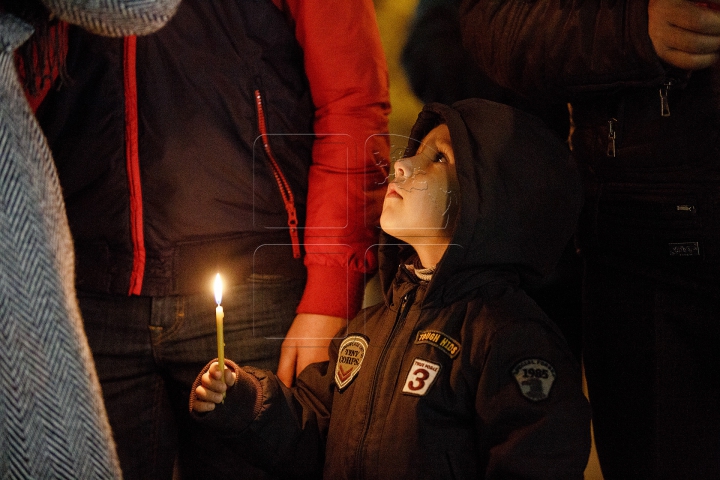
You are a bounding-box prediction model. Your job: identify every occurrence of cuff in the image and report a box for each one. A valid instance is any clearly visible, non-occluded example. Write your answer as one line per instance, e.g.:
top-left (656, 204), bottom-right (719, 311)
top-left (188, 358), bottom-right (263, 434)
top-left (296, 264), bottom-right (366, 319)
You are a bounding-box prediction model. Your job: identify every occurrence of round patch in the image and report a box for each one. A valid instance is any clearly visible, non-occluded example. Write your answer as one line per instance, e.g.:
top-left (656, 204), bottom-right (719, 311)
top-left (512, 358), bottom-right (556, 402)
top-left (335, 335), bottom-right (369, 391)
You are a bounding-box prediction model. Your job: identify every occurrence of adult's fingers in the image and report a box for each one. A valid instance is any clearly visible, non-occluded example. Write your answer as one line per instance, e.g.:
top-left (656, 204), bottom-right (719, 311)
top-left (277, 343), bottom-right (299, 388)
top-left (650, 0), bottom-right (720, 68)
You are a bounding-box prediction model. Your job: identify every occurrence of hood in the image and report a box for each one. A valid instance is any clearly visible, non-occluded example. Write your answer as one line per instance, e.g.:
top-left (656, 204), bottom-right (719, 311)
top-left (379, 99), bottom-right (582, 306)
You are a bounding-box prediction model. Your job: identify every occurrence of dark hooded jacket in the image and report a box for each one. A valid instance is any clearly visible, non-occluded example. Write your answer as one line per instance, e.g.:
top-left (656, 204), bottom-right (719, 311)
top-left (190, 99), bottom-right (590, 479)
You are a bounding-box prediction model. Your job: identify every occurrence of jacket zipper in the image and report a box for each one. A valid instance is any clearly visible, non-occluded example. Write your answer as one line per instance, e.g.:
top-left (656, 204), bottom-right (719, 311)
top-left (124, 35), bottom-right (146, 295)
top-left (254, 90), bottom-right (301, 259)
top-left (355, 289), bottom-right (416, 477)
top-left (606, 78), bottom-right (675, 158)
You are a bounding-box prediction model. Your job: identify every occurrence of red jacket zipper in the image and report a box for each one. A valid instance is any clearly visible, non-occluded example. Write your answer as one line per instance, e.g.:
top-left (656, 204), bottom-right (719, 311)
top-left (254, 90), bottom-right (301, 259)
top-left (124, 36), bottom-right (146, 295)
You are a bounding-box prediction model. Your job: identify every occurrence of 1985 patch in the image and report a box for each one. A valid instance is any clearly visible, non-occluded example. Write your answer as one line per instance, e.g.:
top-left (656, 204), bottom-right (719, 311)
top-left (335, 335), bottom-right (369, 391)
top-left (512, 358), bottom-right (556, 402)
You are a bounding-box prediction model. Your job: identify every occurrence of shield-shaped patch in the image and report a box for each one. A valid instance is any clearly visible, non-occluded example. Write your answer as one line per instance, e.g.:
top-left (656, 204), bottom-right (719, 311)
top-left (335, 335), bottom-right (369, 391)
top-left (512, 358), bottom-right (557, 402)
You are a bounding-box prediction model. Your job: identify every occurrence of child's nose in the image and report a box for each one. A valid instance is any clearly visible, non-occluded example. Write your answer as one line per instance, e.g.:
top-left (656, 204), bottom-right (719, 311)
top-left (393, 157), bottom-right (412, 179)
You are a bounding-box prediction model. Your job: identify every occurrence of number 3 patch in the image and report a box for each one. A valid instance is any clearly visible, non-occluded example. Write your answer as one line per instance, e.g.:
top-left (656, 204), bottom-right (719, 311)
top-left (402, 358), bottom-right (441, 396)
top-left (512, 358), bottom-right (556, 402)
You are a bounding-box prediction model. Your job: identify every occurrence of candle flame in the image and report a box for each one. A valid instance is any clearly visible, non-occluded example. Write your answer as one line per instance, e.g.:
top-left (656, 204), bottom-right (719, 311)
top-left (214, 273), bottom-right (223, 305)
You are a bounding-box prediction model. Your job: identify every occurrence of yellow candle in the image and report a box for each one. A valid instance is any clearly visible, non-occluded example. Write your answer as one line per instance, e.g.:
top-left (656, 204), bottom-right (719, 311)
top-left (214, 274), bottom-right (224, 385)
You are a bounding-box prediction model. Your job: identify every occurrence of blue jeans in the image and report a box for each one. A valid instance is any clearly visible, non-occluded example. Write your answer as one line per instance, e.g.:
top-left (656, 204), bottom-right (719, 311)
top-left (80, 274), bottom-right (304, 480)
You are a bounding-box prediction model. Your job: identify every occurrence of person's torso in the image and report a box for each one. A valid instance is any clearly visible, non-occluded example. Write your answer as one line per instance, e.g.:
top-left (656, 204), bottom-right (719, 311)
top-left (571, 67), bottom-right (720, 286)
top-left (322, 278), bottom-right (481, 479)
top-left (37, 0), bottom-right (315, 295)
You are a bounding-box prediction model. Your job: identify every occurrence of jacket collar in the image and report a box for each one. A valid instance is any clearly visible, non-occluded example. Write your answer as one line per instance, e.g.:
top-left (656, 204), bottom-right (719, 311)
top-left (387, 261), bottom-right (520, 310)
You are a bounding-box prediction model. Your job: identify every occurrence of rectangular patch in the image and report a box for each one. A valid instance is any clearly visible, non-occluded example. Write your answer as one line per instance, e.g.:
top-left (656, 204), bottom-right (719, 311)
top-left (415, 330), bottom-right (460, 359)
top-left (668, 241), bottom-right (700, 257)
top-left (402, 358), bottom-right (441, 396)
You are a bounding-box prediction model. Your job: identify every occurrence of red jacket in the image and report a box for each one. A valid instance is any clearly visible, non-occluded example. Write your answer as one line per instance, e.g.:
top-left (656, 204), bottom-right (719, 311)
top-left (38, 0), bottom-right (390, 318)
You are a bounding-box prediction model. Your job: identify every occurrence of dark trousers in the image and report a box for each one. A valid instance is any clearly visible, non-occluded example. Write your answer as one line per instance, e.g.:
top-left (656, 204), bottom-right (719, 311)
top-left (583, 259), bottom-right (720, 479)
top-left (80, 274), bottom-right (304, 480)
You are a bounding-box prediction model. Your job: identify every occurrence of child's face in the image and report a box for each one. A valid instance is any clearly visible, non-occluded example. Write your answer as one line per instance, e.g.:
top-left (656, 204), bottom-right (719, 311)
top-left (380, 124), bottom-right (459, 245)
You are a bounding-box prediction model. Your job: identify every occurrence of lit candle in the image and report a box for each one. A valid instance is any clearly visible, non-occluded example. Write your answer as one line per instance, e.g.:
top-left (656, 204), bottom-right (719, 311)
top-left (214, 273), bottom-right (225, 390)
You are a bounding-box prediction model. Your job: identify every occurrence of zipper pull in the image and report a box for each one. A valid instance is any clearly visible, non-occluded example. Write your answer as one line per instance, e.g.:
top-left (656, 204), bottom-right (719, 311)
top-left (286, 205), bottom-right (300, 259)
top-left (394, 290), bottom-right (416, 322)
top-left (660, 80), bottom-right (672, 117)
top-left (606, 118), bottom-right (617, 158)
top-left (397, 293), bottom-right (410, 315)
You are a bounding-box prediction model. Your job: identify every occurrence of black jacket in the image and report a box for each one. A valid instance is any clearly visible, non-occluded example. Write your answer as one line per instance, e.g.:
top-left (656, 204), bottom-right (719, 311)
top-left (192, 100), bottom-right (590, 479)
top-left (37, 0), bottom-right (315, 296)
top-left (460, 0), bottom-right (720, 285)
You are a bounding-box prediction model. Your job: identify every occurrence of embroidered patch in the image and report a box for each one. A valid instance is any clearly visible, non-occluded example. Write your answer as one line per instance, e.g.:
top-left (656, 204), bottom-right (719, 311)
top-left (402, 358), bottom-right (441, 396)
top-left (335, 335), bottom-right (369, 391)
top-left (512, 359), bottom-right (556, 402)
top-left (414, 330), bottom-right (460, 359)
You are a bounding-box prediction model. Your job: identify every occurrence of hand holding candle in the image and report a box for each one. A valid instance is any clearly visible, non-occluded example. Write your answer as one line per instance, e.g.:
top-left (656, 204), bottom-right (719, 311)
top-left (214, 273), bottom-right (225, 397)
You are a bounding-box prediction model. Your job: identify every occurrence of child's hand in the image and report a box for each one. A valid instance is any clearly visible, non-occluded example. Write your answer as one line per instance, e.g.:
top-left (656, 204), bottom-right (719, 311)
top-left (188, 360), bottom-right (263, 432)
top-left (192, 361), bottom-right (236, 412)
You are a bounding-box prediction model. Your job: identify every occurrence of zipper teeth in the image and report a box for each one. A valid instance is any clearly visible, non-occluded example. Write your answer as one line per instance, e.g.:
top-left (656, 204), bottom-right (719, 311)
top-left (254, 90), bottom-right (301, 259)
top-left (355, 290), bottom-right (415, 476)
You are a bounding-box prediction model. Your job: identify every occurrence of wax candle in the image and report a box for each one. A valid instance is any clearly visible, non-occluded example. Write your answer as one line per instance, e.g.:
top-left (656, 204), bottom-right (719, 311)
top-left (214, 273), bottom-right (224, 388)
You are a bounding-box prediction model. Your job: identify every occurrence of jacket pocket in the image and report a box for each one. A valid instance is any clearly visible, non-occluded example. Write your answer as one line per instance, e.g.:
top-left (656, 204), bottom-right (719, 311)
top-left (587, 182), bottom-right (720, 269)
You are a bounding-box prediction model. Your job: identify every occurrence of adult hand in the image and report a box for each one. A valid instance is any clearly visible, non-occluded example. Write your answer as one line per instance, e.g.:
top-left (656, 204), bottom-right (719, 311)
top-left (276, 313), bottom-right (346, 387)
top-left (648, 0), bottom-right (720, 69)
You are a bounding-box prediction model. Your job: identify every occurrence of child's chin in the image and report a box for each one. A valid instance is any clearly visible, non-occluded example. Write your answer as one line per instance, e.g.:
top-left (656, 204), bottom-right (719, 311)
top-left (379, 224), bottom-right (402, 240)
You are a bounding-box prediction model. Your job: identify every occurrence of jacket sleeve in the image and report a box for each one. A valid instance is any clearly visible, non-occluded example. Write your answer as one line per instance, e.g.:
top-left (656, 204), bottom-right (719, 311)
top-left (283, 0), bottom-right (391, 319)
top-left (459, 0), bottom-right (667, 100)
top-left (191, 359), bottom-right (336, 478)
top-left (41, 0), bottom-right (181, 36)
top-left (473, 318), bottom-right (591, 478)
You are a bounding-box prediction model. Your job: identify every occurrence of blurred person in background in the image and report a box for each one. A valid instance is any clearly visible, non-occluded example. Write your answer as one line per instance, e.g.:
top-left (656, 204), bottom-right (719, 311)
top-left (461, 1), bottom-right (720, 477)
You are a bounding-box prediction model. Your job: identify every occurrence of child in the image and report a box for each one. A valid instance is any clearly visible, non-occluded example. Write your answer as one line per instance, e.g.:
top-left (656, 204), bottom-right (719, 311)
top-left (189, 99), bottom-right (591, 479)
